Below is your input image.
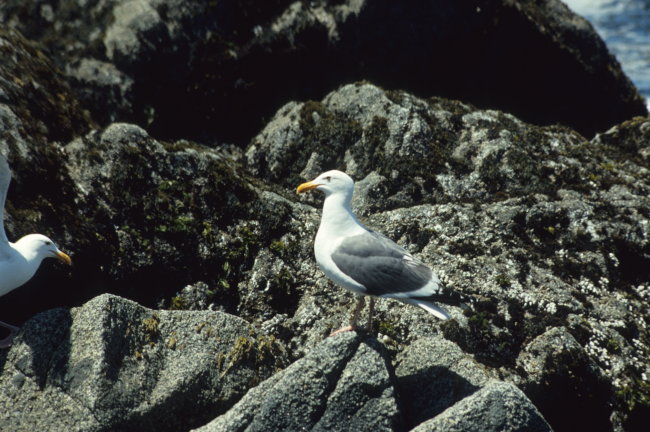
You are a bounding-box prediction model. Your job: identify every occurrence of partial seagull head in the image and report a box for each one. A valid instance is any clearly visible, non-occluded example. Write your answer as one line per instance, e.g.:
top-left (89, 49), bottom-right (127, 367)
top-left (1, 153), bottom-right (72, 348)
top-left (297, 170), bottom-right (355, 202)
top-left (13, 234), bottom-right (72, 265)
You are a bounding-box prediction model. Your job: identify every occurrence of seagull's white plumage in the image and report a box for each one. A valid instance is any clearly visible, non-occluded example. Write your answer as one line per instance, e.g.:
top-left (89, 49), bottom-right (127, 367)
top-left (298, 170), bottom-right (474, 336)
top-left (0, 154), bottom-right (72, 348)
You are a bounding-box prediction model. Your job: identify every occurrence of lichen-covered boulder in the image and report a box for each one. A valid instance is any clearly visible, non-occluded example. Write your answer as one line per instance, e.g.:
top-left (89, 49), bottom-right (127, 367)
top-left (246, 82), bottom-right (650, 432)
top-left (0, 294), bottom-right (287, 432)
top-left (2, 97), bottom-right (321, 349)
top-left (0, 24), bottom-right (97, 327)
top-left (1, 21), bottom-right (649, 430)
top-left (192, 332), bottom-right (401, 432)
top-left (64, 122), bottom-right (319, 319)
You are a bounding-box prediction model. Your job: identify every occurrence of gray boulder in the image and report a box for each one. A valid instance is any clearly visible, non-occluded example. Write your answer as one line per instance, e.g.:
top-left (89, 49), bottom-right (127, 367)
top-left (0, 294), bottom-right (288, 432)
top-left (62, 120), bottom-right (317, 324)
top-left (193, 332), bottom-right (401, 432)
top-left (194, 332), bottom-right (553, 432)
top-left (395, 335), bottom-right (489, 429)
top-left (411, 381), bottom-right (552, 432)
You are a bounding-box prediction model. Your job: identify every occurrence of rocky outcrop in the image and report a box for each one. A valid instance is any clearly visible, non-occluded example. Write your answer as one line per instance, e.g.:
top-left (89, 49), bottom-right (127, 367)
top-left (0, 294), bottom-right (288, 432)
top-left (0, 25), bottom-right (98, 327)
top-left (2, 74), bottom-right (649, 430)
top-left (0, 28), bottom-right (318, 324)
top-left (1, 302), bottom-right (550, 431)
top-left (245, 83), bottom-right (650, 431)
top-left (195, 333), bottom-right (551, 432)
top-left (0, 1), bottom-right (645, 144)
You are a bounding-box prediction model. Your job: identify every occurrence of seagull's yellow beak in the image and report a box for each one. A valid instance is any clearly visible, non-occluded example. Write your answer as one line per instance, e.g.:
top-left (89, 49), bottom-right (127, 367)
top-left (297, 181), bottom-right (319, 194)
top-left (56, 251), bottom-right (72, 265)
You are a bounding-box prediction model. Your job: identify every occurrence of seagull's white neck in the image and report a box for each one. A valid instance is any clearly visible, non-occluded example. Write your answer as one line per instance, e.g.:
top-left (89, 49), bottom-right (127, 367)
top-left (0, 241), bottom-right (43, 297)
top-left (12, 240), bottom-right (42, 263)
top-left (319, 192), bottom-right (366, 238)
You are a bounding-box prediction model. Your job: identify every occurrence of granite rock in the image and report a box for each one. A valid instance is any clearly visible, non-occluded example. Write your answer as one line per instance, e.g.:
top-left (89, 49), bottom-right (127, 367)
top-left (1, 25), bottom-right (649, 430)
top-left (395, 335), bottom-right (489, 429)
top-left (411, 381), bottom-right (552, 432)
top-left (0, 294), bottom-right (287, 432)
top-left (192, 332), bottom-right (401, 432)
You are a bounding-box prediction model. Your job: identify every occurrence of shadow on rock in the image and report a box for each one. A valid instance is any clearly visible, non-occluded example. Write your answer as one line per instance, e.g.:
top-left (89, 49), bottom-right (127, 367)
top-left (517, 327), bottom-right (613, 432)
top-left (395, 335), bottom-right (489, 430)
top-left (411, 381), bottom-right (552, 432)
top-left (0, 308), bottom-right (77, 430)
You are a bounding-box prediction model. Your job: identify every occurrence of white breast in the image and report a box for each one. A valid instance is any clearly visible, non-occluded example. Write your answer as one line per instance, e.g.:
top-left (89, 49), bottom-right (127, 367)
top-left (0, 244), bottom-right (40, 297)
top-left (314, 228), bottom-right (368, 295)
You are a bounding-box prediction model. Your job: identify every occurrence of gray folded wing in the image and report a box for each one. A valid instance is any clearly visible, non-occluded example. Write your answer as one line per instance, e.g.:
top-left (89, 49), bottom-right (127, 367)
top-left (331, 230), bottom-right (472, 307)
top-left (330, 230), bottom-right (432, 296)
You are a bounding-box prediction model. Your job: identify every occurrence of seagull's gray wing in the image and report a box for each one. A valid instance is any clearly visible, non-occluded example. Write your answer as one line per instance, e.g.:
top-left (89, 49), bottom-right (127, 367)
top-left (331, 230), bottom-right (430, 296)
top-left (331, 231), bottom-right (470, 308)
top-left (0, 154), bottom-right (11, 245)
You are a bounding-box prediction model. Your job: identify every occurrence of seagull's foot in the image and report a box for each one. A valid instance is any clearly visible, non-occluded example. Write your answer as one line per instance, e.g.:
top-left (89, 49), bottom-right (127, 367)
top-left (329, 324), bottom-right (373, 337)
top-left (329, 324), bottom-right (357, 337)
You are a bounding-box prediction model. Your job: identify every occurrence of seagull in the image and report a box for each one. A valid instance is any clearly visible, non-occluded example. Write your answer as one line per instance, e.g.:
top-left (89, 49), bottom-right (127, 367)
top-left (297, 170), bottom-right (474, 337)
top-left (0, 154), bottom-right (72, 349)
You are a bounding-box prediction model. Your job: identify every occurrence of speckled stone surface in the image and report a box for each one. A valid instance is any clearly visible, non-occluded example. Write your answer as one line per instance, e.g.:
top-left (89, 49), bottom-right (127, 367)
top-left (1, 11), bottom-right (649, 429)
top-left (0, 294), bottom-right (287, 432)
top-left (411, 381), bottom-right (552, 432)
top-left (193, 332), bottom-right (401, 432)
top-left (395, 335), bottom-right (490, 429)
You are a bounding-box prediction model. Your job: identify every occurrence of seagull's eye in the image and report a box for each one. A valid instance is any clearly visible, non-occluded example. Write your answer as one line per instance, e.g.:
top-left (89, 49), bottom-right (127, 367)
top-left (325, 176), bottom-right (332, 181)
top-left (45, 241), bottom-right (51, 246)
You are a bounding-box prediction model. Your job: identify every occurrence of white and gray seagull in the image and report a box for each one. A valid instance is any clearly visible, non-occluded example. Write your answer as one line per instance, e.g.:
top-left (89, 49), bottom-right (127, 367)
top-left (0, 154), bottom-right (72, 349)
top-left (297, 170), bottom-right (474, 337)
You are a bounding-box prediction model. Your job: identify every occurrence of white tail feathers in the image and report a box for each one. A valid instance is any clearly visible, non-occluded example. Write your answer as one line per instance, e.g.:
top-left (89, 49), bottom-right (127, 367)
top-left (399, 298), bottom-right (451, 320)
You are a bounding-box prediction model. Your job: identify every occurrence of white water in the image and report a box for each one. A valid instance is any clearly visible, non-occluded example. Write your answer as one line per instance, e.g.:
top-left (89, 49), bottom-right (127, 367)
top-left (563, 0), bottom-right (650, 110)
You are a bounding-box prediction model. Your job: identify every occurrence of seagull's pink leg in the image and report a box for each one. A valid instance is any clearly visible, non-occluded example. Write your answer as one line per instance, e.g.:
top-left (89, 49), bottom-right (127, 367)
top-left (0, 320), bottom-right (20, 349)
top-left (330, 296), bottom-right (365, 337)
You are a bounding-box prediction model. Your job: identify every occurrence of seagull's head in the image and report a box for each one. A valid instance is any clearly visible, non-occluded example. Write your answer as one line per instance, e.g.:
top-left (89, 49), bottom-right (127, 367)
top-left (297, 170), bottom-right (354, 200)
top-left (17, 234), bottom-right (72, 265)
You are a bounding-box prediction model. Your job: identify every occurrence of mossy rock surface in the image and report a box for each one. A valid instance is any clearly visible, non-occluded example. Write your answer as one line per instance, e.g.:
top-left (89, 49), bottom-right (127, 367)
top-left (60, 123), bottom-right (316, 320)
